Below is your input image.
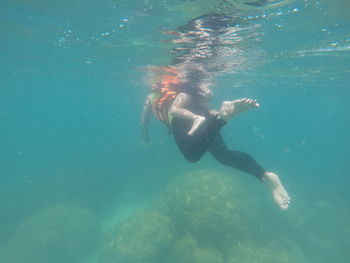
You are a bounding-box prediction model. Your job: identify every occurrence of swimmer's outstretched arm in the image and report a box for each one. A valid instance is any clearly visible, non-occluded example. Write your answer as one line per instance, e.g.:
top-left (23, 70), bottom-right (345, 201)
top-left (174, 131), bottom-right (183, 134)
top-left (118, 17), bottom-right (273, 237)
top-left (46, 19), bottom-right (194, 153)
top-left (141, 95), bottom-right (152, 144)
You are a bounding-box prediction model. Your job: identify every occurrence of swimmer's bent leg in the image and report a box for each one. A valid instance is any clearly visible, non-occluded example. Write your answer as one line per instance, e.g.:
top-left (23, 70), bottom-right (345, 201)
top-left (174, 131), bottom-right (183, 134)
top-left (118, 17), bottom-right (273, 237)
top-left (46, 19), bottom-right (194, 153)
top-left (171, 114), bottom-right (226, 163)
top-left (209, 133), bottom-right (266, 180)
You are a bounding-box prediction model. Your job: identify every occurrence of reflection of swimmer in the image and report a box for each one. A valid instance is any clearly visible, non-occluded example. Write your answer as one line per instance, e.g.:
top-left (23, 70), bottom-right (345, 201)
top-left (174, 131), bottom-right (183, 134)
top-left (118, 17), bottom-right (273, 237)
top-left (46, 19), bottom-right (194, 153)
top-left (141, 67), bottom-right (291, 210)
top-left (245, 0), bottom-right (269, 7)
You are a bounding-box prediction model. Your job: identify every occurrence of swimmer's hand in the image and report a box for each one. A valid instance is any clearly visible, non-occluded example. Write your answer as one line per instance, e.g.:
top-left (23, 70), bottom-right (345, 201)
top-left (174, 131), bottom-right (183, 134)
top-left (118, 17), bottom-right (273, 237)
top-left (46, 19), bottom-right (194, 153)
top-left (142, 137), bottom-right (152, 147)
top-left (143, 137), bottom-right (151, 146)
top-left (141, 127), bottom-right (151, 146)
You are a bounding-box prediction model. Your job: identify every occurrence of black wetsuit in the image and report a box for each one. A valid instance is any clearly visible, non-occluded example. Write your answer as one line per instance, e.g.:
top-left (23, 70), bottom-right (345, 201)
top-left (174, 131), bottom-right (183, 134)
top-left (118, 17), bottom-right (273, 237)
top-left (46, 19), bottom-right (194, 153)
top-left (170, 103), bottom-right (266, 180)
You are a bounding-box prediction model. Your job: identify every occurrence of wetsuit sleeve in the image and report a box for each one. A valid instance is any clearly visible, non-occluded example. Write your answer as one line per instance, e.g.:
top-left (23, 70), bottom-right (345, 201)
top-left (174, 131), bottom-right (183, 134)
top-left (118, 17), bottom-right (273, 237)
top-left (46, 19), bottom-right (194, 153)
top-left (141, 95), bottom-right (152, 144)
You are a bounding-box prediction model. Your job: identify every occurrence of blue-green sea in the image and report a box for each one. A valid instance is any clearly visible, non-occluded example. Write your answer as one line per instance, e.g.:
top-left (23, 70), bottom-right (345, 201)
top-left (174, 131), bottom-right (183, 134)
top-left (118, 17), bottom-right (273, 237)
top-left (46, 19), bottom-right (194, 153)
top-left (1, 0), bottom-right (349, 262)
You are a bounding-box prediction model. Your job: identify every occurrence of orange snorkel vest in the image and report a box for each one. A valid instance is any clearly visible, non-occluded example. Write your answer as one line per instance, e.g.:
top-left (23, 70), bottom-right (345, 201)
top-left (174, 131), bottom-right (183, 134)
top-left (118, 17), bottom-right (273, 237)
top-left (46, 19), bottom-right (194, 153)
top-left (152, 67), bottom-right (181, 125)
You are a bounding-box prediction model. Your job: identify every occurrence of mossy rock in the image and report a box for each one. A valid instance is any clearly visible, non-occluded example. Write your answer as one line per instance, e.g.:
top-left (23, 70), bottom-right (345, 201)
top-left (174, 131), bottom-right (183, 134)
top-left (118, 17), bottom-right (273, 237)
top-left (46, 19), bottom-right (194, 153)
top-left (166, 235), bottom-right (198, 263)
top-left (156, 170), bottom-right (258, 249)
top-left (0, 205), bottom-right (101, 263)
top-left (226, 240), bottom-right (306, 263)
top-left (100, 210), bottom-right (175, 263)
top-left (166, 235), bottom-right (224, 263)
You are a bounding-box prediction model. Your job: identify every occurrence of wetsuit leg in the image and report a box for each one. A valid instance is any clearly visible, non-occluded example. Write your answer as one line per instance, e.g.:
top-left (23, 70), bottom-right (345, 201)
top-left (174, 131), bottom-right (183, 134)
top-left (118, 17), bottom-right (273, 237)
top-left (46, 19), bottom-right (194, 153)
top-left (171, 113), bottom-right (226, 163)
top-left (208, 133), bottom-right (266, 180)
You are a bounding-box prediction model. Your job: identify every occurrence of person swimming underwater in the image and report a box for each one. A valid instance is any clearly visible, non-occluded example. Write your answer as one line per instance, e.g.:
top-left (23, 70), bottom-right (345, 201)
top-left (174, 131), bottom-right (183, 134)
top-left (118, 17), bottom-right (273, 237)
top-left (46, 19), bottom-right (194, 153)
top-left (141, 65), bottom-right (290, 210)
top-left (141, 2), bottom-right (291, 210)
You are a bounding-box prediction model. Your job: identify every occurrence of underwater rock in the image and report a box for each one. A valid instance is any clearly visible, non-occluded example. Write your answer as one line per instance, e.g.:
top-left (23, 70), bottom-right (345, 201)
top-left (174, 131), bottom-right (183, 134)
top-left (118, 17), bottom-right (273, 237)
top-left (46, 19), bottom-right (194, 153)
top-left (289, 195), bottom-right (350, 263)
top-left (157, 170), bottom-right (258, 249)
top-left (99, 210), bottom-right (175, 263)
top-left (0, 205), bottom-right (101, 263)
top-left (226, 240), bottom-right (305, 263)
top-left (166, 235), bottom-right (198, 263)
top-left (166, 235), bottom-right (224, 263)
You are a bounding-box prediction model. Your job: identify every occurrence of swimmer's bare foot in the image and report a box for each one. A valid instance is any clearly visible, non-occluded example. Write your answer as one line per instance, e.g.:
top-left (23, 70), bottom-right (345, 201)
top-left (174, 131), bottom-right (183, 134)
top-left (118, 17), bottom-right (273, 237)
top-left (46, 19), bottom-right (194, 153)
top-left (219, 98), bottom-right (260, 121)
top-left (262, 171), bottom-right (291, 210)
top-left (188, 116), bottom-right (206, 136)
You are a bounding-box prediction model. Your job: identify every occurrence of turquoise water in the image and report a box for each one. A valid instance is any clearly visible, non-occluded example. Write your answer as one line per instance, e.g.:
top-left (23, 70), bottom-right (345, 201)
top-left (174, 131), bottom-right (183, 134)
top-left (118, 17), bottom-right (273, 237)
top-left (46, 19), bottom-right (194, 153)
top-left (1, 0), bottom-right (349, 262)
